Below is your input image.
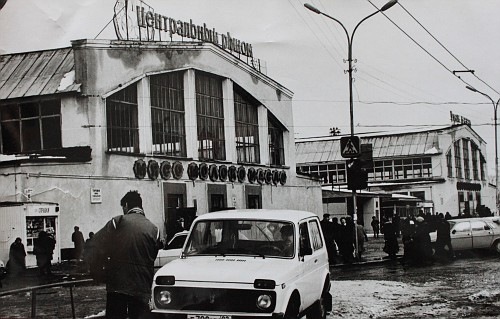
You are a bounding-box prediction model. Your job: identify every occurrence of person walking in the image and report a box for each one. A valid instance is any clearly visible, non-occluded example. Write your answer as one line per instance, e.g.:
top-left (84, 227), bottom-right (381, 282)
top-left (435, 213), bottom-right (454, 261)
top-left (89, 190), bottom-right (161, 319)
top-left (320, 214), bottom-right (337, 264)
top-left (371, 216), bottom-right (380, 238)
top-left (8, 237), bottom-right (26, 275)
top-left (355, 221), bottom-right (369, 260)
top-left (33, 231), bottom-right (56, 276)
top-left (382, 216), bottom-right (399, 259)
top-left (72, 226), bottom-right (85, 261)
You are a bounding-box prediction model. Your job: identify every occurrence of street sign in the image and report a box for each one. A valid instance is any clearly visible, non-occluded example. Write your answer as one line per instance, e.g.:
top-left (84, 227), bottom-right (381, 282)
top-left (340, 136), bottom-right (361, 158)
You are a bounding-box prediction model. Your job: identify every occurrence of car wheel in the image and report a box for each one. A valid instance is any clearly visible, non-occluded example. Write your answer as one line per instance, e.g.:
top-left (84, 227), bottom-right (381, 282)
top-left (306, 282), bottom-right (330, 319)
top-left (493, 240), bottom-right (500, 254)
top-left (284, 295), bottom-right (300, 319)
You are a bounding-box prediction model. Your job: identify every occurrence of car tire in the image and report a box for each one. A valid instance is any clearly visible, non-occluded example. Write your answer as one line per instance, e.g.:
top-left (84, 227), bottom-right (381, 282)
top-left (493, 240), bottom-right (500, 254)
top-left (284, 295), bottom-right (300, 319)
top-left (306, 281), bottom-right (330, 319)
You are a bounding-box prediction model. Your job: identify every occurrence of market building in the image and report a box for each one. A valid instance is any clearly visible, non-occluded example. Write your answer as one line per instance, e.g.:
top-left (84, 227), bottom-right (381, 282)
top-left (295, 124), bottom-right (496, 227)
top-left (0, 36), bottom-right (322, 266)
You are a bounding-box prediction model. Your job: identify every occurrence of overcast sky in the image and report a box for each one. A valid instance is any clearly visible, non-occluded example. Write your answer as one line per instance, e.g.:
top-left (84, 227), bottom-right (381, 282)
top-left (1, 0), bottom-right (499, 175)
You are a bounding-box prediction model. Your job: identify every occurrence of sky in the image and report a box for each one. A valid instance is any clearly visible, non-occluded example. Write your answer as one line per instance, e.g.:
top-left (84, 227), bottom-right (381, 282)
top-left (0, 0), bottom-right (499, 175)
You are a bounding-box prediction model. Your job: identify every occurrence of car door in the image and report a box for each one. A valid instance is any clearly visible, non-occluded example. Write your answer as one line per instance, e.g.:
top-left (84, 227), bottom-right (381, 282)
top-left (470, 220), bottom-right (493, 249)
top-left (450, 221), bottom-right (472, 250)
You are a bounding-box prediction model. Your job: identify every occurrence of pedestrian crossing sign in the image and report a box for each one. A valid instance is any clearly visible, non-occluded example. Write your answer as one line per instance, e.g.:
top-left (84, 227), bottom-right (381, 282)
top-left (340, 136), bottom-right (361, 158)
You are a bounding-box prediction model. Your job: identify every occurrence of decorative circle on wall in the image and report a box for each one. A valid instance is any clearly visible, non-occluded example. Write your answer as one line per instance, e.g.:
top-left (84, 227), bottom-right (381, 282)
top-left (247, 167), bottom-right (257, 184)
top-left (133, 159), bottom-right (147, 179)
top-left (219, 165), bottom-right (228, 181)
top-left (209, 164), bottom-right (219, 182)
top-left (272, 170), bottom-right (279, 185)
top-left (147, 160), bottom-right (160, 180)
top-left (228, 165), bottom-right (237, 182)
top-left (279, 170), bottom-right (287, 185)
top-left (257, 168), bottom-right (265, 185)
top-left (160, 161), bottom-right (171, 179)
top-left (187, 162), bottom-right (199, 181)
top-left (237, 166), bottom-right (246, 183)
top-left (172, 161), bottom-right (184, 180)
top-left (265, 169), bottom-right (273, 184)
top-left (199, 163), bottom-right (209, 180)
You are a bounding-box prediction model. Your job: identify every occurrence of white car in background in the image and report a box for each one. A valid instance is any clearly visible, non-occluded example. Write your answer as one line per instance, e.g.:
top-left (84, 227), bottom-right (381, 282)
top-left (152, 209), bottom-right (332, 318)
top-left (154, 231), bottom-right (189, 268)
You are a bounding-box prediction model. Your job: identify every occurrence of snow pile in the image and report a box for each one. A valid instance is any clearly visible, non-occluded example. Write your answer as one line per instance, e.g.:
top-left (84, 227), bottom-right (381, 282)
top-left (468, 289), bottom-right (500, 302)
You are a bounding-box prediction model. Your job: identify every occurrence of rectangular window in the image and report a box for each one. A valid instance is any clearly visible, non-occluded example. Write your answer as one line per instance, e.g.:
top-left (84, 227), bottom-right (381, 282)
top-left (471, 143), bottom-right (479, 180)
top-left (462, 139), bottom-right (470, 180)
top-left (446, 151), bottom-right (453, 178)
top-left (0, 99), bottom-right (61, 154)
top-left (106, 84), bottom-right (139, 153)
top-left (454, 140), bottom-right (463, 178)
top-left (196, 72), bottom-right (225, 160)
top-left (234, 87), bottom-right (260, 163)
top-left (268, 114), bottom-right (285, 166)
top-left (150, 72), bottom-right (186, 157)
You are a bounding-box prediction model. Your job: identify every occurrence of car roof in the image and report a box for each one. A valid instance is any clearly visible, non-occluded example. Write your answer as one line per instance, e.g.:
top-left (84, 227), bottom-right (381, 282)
top-left (449, 217), bottom-right (500, 223)
top-left (194, 209), bottom-right (319, 223)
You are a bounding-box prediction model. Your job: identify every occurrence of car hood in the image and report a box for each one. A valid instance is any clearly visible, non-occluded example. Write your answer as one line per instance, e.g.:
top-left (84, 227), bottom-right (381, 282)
top-left (155, 256), bottom-right (298, 285)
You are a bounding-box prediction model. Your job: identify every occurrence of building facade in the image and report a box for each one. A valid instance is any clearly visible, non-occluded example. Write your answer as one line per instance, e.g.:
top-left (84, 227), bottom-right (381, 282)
top-left (295, 125), bottom-right (496, 227)
top-left (0, 39), bottom-right (321, 265)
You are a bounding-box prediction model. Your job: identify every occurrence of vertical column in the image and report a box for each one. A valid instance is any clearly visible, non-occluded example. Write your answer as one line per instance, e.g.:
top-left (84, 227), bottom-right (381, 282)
top-left (258, 107), bottom-right (269, 165)
top-left (137, 77), bottom-right (152, 154)
top-left (223, 79), bottom-right (236, 163)
top-left (184, 69), bottom-right (198, 159)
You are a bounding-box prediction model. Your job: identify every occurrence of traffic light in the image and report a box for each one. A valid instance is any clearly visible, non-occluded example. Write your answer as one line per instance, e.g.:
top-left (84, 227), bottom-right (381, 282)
top-left (347, 159), bottom-right (368, 190)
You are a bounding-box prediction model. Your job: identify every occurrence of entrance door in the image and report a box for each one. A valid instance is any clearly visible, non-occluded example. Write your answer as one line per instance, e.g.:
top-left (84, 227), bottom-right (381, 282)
top-left (26, 216), bottom-right (59, 266)
top-left (210, 194), bottom-right (225, 212)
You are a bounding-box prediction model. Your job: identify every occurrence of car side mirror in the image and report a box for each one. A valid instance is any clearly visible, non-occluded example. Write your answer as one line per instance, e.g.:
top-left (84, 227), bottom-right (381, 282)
top-left (300, 246), bottom-right (313, 256)
top-left (452, 230), bottom-right (456, 234)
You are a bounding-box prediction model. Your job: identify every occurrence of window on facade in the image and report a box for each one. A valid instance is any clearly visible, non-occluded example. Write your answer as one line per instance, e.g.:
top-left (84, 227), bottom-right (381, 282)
top-left (234, 87), bottom-right (260, 163)
top-left (480, 155), bottom-right (486, 181)
top-left (106, 84), bottom-right (139, 153)
top-left (454, 140), bottom-right (462, 178)
top-left (150, 72), bottom-right (186, 157)
top-left (471, 142), bottom-right (479, 180)
top-left (0, 99), bottom-right (61, 154)
top-left (268, 114), bottom-right (285, 166)
top-left (446, 151), bottom-right (453, 178)
top-left (410, 191), bottom-right (426, 201)
top-left (196, 72), bottom-right (225, 160)
top-left (462, 139), bottom-right (470, 180)
top-left (298, 163), bottom-right (346, 184)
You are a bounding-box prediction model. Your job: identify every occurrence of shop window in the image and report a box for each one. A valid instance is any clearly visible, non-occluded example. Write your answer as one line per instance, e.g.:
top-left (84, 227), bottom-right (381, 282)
top-left (268, 114), bottom-right (285, 166)
top-left (0, 99), bottom-right (61, 154)
top-left (196, 72), bottom-right (225, 160)
top-left (106, 84), bottom-right (139, 153)
top-left (234, 86), bottom-right (260, 163)
top-left (150, 71), bottom-right (186, 157)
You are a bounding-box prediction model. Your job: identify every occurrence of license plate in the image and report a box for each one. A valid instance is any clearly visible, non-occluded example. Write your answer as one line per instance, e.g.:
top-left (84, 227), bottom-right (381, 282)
top-left (187, 315), bottom-right (231, 319)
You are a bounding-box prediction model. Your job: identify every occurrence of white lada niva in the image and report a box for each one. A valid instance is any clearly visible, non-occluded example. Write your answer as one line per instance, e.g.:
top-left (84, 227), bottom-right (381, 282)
top-left (152, 209), bottom-right (332, 319)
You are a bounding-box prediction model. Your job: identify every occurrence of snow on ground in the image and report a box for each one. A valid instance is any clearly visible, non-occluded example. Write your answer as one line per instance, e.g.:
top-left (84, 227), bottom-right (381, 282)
top-left (329, 280), bottom-right (433, 318)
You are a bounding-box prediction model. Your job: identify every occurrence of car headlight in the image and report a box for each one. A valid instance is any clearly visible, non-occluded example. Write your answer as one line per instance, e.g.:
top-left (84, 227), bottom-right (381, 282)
top-left (156, 289), bottom-right (173, 306)
top-left (256, 294), bottom-right (272, 310)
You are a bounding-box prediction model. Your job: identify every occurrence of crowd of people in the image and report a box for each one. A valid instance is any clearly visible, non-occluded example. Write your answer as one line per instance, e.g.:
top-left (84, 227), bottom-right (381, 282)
top-left (320, 213), bottom-right (369, 264)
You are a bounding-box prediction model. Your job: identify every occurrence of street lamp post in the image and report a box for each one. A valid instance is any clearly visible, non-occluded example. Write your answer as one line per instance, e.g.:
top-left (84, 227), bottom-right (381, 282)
top-left (466, 85), bottom-right (500, 213)
top-left (305, 0), bottom-right (398, 260)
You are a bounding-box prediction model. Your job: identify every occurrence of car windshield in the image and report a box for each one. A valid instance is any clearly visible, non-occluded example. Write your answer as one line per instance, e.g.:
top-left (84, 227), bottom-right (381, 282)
top-left (183, 219), bottom-right (295, 258)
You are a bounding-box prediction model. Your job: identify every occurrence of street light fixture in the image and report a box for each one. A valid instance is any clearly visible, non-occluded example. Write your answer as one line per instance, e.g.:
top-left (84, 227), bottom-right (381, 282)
top-left (304, 0), bottom-right (397, 260)
top-left (466, 85), bottom-right (500, 213)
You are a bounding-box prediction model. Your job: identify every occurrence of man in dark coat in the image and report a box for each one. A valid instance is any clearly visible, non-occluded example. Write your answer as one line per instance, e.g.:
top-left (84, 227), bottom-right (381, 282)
top-left (72, 226), bottom-right (85, 260)
top-left (33, 231), bottom-right (56, 276)
top-left (320, 214), bottom-right (337, 264)
top-left (8, 237), bottom-right (26, 275)
top-left (90, 190), bottom-right (161, 319)
top-left (435, 213), bottom-right (454, 260)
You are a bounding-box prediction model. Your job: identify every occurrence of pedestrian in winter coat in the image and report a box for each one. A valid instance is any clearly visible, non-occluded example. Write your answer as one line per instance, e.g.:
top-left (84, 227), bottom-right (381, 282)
top-left (435, 213), bottom-right (454, 260)
top-left (72, 226), bottom-right (85, 260)
top-left (355, 221), bottom-right (369, 259)
top-left (89, 190), bottom-right (161, 319)
top-left (8, 237), bottom-right (26, 275)
top-left (320, 214), bottom-right (337, 264)
top-left (33, 231), bottom-right (56, 276)
top-left (382, 217), bottom-right (399, 258)
top-left (371, 216), bottom-right (380, 238)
